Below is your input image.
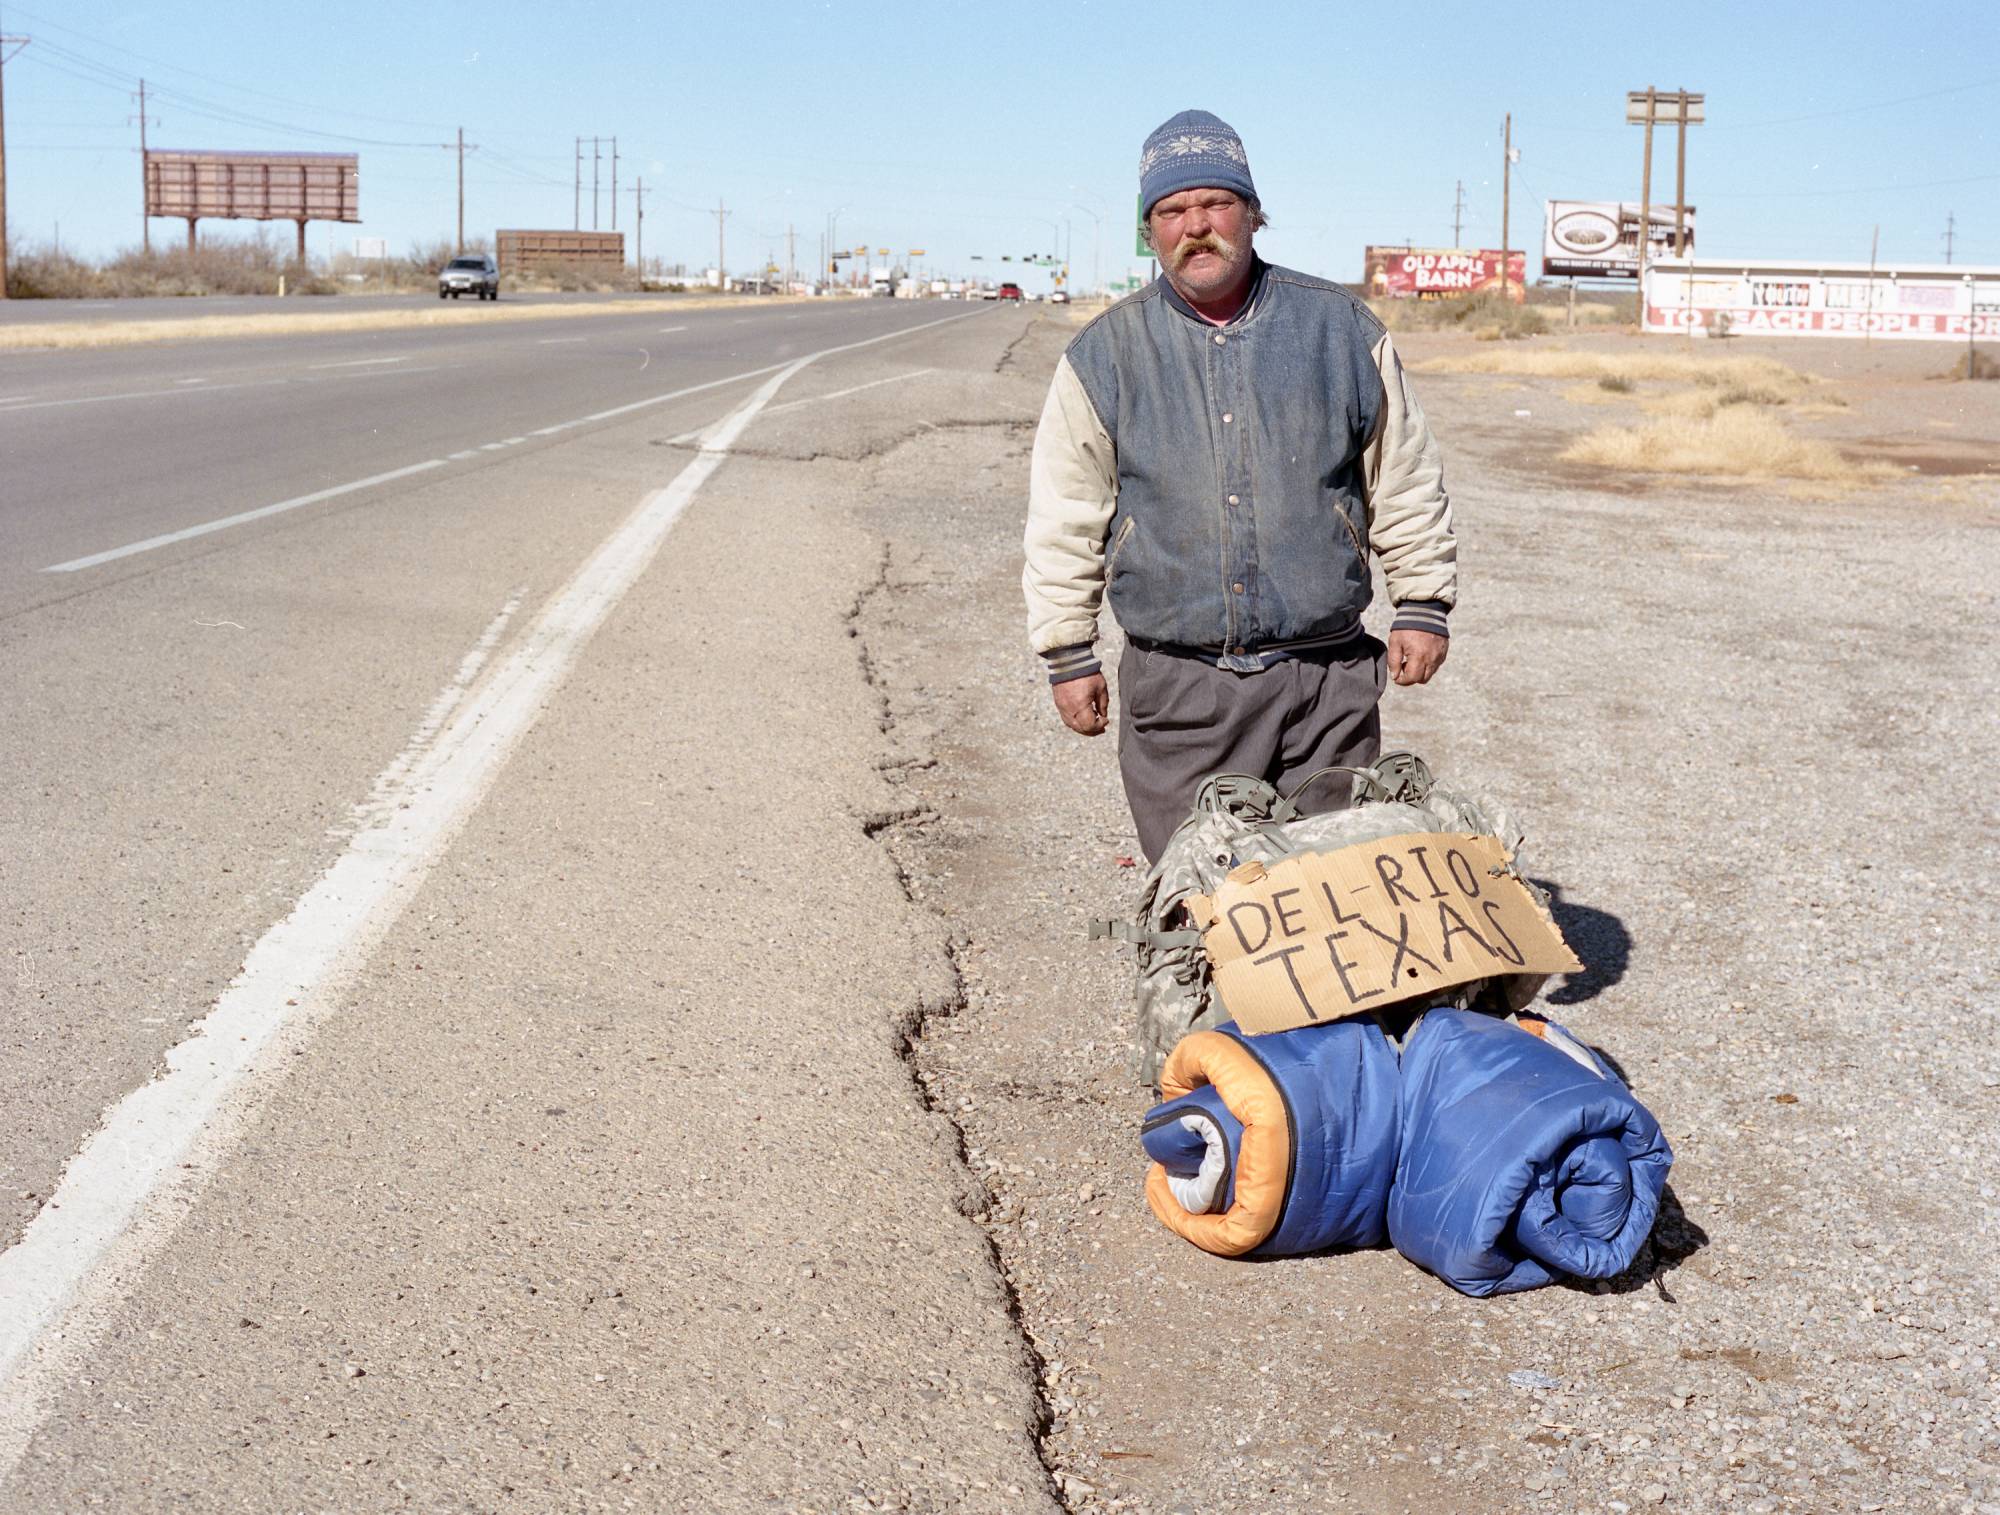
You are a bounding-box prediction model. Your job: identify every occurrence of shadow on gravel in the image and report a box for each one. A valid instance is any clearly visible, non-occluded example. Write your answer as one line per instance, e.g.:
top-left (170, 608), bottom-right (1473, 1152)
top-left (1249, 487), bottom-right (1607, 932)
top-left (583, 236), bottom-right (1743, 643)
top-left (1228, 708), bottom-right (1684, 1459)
top-left (1535, 880), bottom-right (1632, 1006)
top-left (1563, 1186), bottom-right (1711, 1300)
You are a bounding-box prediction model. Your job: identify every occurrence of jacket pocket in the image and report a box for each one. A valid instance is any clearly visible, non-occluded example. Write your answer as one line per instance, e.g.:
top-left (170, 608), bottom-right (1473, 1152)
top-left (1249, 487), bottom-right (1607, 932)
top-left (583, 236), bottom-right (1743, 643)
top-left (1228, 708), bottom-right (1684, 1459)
top-left (1107, 516), bottom-right (1138, 580)
top-left (1337, 502), bottom-right (1366, 562)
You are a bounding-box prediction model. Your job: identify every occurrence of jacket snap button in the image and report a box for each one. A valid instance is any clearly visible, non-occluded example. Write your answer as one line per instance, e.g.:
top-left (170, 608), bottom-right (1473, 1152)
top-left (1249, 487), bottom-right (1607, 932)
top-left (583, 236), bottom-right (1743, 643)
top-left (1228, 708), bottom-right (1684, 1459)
top-left (1222, 412), bottom-right (1234, 423)
top-left (1227, 494), bottom-right (1239, 505)
top-left (1213, 334), bottom-right (1226, 345)
top-left (1231, 582), bottom-right (1244, 594)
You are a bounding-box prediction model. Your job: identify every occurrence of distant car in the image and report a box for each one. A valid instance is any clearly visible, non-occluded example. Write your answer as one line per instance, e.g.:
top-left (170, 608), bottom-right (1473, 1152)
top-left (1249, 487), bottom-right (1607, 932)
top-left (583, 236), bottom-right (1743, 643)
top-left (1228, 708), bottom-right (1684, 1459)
top-left (1049, 289), bottom-right (1071, 304)
top-left (997, 282), bottom-right (1024, 301)
top-left (438, 254), bottom-right (499, 301)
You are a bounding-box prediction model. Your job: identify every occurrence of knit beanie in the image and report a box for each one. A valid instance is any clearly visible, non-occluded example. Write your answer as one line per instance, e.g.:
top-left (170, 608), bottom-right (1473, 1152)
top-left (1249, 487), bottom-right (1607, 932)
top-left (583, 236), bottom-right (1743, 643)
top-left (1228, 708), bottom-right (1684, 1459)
top-left (1139, 110), bottom-right (1257, 217)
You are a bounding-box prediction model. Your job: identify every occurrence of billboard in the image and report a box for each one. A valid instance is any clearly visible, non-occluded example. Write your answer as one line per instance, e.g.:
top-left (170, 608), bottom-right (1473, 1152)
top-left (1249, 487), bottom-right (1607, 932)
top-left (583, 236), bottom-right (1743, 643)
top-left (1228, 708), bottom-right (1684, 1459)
top-left (144, 151), bottom-right (359, 223)
top-left (1642, 258), bottom-right (2000, 342)
top-left (495, 229), bottom-right (625, 273)
top-left (1544, 200), bottom-right (1695, 279)
top-left (1363, 247), bottom-right (1527, 302)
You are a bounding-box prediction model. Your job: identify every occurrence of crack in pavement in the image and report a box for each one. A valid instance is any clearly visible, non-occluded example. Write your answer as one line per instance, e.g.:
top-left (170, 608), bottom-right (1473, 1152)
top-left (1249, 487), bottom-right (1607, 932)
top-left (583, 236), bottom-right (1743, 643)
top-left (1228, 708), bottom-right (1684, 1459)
top-left (845, 546), bottom-right (1078, 1515)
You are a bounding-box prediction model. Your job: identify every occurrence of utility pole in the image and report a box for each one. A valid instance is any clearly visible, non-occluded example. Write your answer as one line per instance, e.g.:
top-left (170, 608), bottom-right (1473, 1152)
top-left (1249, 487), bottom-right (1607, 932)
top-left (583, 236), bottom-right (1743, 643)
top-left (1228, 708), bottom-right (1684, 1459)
top-left (453, 127), bottom-right (478, 253)
top-left (131, 78), bottom-right (157, 253)
top-left (1638, 85), bottom-right (1656, 285)
top-left (1944, 211), bottom-right (1956, 264)
top-left (610, 136), bottom-right (618, 231)
top-left (1499, 113), bottom-right (1512, 301)
top-left (0, 33), bottom-right (24, 300)
top-left (592, 137), bottom-right (600, 231)
top-left (1452, 179), bottom-right (1465, 247)
top-left (1672, 85), bottom-right (1690, 255)
top-left (786, 223), bottom-right (795, 293)
top-left (1867, 224), bottom-right (1880, 349)
top-left (712, 199), bottom-right (728, 289)
top-left (574, 137), bottom-right (581, 231)
top-left (632, 177), bottom-right (646, 276)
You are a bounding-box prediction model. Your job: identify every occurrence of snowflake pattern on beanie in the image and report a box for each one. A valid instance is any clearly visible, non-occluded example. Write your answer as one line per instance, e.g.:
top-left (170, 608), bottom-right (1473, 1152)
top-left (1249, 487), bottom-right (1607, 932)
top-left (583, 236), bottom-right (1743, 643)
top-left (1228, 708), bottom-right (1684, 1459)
top-left (1139, 110), bottom-right (1257, 216)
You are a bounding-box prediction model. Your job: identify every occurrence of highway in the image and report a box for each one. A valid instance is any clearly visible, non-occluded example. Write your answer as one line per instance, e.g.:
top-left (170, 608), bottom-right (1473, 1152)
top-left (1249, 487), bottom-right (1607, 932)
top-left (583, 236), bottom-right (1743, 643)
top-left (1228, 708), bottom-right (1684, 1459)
top-left (0, 296), bottom-right (1063, 1509)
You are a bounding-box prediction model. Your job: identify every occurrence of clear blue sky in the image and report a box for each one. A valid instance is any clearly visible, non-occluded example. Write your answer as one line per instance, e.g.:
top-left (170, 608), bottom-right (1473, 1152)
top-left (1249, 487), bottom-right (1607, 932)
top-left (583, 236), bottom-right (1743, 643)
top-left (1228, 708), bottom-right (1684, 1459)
top-left (3, 0), bottom-right (1994, 287)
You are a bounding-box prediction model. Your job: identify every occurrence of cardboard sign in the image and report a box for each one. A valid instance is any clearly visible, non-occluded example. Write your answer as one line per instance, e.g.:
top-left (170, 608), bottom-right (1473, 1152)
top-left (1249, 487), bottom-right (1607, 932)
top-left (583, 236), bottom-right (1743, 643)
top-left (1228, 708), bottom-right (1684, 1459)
top-left (1185, 833), bottom-right (1580, 1035)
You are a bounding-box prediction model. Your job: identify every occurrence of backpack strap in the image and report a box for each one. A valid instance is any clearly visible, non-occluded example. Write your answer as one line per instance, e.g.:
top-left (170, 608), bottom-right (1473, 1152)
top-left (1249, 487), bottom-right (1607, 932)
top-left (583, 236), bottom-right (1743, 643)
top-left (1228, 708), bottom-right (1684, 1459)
top-left (1275, 751), bottom-right (1435, 819)
top-left (1192, 772), bottom-right (1283, 822)
top-left (1273, 765), bottom-right (1386, 821)
top-left (1088, 918), bottom-right (1205, 949)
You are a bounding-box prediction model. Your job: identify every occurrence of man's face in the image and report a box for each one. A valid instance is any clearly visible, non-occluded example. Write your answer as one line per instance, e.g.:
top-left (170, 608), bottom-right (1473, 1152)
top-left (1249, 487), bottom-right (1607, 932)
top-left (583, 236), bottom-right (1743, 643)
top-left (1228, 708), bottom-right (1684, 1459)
top-left (1148, 188), bottom-right (1255, 300)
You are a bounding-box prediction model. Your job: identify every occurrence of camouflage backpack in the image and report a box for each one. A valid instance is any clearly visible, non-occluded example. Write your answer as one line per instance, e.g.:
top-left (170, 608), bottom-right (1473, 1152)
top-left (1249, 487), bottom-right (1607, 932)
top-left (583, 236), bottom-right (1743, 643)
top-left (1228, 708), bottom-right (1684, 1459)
top-left (1094, 752), bottom-right (1556, 1087)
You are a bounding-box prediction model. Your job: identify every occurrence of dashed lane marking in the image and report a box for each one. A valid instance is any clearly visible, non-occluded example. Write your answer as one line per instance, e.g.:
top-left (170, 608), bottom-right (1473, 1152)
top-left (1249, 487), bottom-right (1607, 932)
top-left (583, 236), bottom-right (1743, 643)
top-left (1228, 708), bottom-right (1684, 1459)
top-left (309, 355), bottom-right (411, 369)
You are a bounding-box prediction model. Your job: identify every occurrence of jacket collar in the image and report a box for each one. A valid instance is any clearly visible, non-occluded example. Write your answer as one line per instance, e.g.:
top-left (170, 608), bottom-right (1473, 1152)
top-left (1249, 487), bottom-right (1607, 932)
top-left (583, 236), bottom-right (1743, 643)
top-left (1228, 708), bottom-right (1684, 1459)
top-left (1156, 254), bottom-right (1270, 329)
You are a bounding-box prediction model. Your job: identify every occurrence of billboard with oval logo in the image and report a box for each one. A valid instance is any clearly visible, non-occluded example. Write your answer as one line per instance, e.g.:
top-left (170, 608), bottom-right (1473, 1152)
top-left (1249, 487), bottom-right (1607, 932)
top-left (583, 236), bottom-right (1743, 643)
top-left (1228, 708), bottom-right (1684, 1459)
top-left (1544, 199), bottom-right (1694, 279)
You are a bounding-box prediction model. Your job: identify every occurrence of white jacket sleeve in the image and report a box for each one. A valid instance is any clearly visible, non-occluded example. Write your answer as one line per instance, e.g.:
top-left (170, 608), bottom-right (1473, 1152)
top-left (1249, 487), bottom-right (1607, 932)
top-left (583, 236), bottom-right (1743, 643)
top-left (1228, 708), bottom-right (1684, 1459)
top-left (1362, 331), bottom-right (1457, 631)
top-left (1022, 355), bottom-right (1117, 665)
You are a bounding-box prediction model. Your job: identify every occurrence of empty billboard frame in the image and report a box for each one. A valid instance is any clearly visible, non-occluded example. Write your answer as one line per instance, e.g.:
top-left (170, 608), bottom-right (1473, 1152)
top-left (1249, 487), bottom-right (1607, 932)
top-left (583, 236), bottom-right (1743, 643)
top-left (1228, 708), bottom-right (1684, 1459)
top-left (144, 150), bottom-right (360, 260)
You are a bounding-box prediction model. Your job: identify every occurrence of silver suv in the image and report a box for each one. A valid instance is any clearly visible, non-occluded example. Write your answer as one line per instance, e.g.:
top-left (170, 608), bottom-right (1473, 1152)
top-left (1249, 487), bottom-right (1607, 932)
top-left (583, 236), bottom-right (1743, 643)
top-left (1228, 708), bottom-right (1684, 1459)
top-left (438, 254), bottom-right (499, 301)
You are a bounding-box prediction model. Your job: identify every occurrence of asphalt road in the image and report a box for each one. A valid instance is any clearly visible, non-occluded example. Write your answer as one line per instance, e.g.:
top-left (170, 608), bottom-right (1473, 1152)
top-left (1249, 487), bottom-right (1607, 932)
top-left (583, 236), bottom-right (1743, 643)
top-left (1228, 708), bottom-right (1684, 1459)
top-left (0, 289), bottom-right (697, 326)
top-left (0, 298), bottom-right (1061, 1510)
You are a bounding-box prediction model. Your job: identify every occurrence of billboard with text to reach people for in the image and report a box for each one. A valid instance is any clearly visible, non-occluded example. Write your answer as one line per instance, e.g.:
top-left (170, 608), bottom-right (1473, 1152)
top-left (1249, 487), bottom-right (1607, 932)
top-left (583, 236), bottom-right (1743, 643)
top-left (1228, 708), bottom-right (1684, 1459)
top-left (1643, 257), bottom-right (2000, 342)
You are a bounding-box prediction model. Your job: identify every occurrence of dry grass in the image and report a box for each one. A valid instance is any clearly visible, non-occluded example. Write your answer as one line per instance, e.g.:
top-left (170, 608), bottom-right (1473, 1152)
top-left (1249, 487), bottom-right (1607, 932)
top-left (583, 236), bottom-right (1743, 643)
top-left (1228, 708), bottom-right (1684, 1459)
top-left (1371, 292), bottom-right (1549, 341)
top-left (8, 235), bottom-right (339, 298)
top-left (1560, 406), bottom-right (1895, 484)
top-left (1412, 346), bottom-right (1814, 397)
top-left (0, 293), bottom-right (806, 352)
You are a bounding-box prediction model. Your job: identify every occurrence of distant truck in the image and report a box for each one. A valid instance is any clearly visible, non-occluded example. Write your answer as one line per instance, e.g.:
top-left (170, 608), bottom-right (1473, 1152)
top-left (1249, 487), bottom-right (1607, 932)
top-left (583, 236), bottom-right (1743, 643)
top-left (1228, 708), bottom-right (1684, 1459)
top-left (869, 268), bottom-right (898, 297)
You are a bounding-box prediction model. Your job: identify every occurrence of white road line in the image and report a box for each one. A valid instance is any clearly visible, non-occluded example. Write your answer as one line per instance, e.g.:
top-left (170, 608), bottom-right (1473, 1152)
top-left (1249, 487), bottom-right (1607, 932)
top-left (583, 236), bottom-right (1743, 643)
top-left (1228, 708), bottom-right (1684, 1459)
top-left (174, 378), bottom-right (207, 386)
top-left (480, 442), bottom-right (509, 451)
top-left (309, 355), bottom-right (410, 370)
top-left (502, 436), bottom-right (526, 445)
top-left (666, 367), bottom-right (934, 445)
top-left (41, 460), bottom-right (449, 573)
top-left (0, 379), bottom-right (269, 416)
top-left (0, 396), bottom-right (30, 404)
top-left (0, 330), bottom-right (885, 1477)
top-left (658, 325), bottom-right (686, 333)
top-left (537, 336), bottom-right (588, 345)
top-left (39, 311), bottom-right (973, 572)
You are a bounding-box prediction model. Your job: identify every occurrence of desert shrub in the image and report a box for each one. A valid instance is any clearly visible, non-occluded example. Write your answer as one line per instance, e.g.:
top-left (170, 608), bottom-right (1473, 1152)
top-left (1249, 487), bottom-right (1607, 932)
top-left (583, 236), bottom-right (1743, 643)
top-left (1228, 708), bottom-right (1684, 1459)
top-left (1560, 406), bottom-right (1894, 483)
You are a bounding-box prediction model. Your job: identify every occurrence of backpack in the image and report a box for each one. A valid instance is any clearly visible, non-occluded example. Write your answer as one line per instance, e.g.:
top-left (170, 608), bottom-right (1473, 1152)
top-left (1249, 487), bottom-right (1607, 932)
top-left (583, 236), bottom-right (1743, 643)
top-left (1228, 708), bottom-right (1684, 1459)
top-left (1094, 752), bottom-right (1557, 1087)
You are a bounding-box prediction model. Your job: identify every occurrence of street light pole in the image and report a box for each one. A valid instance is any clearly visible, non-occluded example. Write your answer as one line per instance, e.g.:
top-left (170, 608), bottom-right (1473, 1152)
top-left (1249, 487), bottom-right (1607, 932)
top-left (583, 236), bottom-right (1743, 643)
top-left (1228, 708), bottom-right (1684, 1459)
top-left (1071, 201), bottom-right (1103, 298)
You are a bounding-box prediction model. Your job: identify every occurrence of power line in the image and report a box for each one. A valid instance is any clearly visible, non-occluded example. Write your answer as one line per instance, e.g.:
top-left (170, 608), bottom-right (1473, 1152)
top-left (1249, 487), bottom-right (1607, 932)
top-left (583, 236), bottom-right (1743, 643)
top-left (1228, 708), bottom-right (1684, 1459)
top-left (1702, 170), bottom-right (2000, 200)
top-left (0, 2), bottom-right (460, 133)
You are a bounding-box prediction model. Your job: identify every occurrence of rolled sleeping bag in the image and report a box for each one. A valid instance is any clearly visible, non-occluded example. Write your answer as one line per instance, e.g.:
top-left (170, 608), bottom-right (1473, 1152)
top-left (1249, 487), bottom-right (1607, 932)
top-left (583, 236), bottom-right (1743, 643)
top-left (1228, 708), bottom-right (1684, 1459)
top-left (1141, 1019), bottom-right (1401, 1258)
top-left (1388, 1008), bottom-right (1673, 1296)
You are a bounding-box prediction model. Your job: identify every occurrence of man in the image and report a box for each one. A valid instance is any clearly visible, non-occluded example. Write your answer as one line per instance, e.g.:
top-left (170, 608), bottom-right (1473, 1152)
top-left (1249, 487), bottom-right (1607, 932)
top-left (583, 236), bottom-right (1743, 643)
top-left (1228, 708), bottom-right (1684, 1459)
top-left (1023, 108), bottom-right (1457, 863)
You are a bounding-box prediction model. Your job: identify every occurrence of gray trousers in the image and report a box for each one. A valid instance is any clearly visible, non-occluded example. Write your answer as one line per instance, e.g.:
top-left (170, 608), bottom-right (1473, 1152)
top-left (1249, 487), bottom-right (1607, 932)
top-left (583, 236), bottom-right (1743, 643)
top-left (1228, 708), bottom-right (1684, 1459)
top-left (1117, 637), bottom-right (1387, 864)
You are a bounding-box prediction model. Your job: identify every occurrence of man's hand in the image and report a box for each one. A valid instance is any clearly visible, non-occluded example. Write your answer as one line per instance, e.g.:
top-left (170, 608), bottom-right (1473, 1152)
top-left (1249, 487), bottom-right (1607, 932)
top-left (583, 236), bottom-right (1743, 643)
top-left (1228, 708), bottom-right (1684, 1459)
top-left (1387, 629), bottom-right (1449, 687)
top-left (1052, 673), bottom-right (1109, 735)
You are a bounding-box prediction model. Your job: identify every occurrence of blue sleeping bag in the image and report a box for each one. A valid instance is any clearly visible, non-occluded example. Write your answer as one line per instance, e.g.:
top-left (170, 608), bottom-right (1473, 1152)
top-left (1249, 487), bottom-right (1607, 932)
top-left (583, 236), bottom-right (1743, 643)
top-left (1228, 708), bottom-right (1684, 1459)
top-left (1140, 1020), bottom-right (1401, 1257)
top-left (1388, 1009), bottom-right (1673, 1296)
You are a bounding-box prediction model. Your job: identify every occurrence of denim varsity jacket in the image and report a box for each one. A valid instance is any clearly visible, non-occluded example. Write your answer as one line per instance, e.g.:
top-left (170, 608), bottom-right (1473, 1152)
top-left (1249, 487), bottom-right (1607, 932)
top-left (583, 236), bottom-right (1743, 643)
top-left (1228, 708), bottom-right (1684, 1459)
top-left (1023, 260), bottom-right (1456, 683)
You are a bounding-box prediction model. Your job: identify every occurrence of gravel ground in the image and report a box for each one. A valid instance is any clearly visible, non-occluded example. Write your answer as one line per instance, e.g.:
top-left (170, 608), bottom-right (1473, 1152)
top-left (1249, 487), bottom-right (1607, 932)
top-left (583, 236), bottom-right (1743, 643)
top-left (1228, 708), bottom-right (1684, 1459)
top-left (848, 309), bottom-right (2000, 1513)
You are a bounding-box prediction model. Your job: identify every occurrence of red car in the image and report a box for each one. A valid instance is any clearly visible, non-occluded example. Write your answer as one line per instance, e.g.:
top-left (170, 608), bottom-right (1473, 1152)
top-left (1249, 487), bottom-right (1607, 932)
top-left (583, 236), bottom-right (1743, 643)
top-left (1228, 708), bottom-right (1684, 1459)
top-left (997, 282), bottom-right (1024, 301)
